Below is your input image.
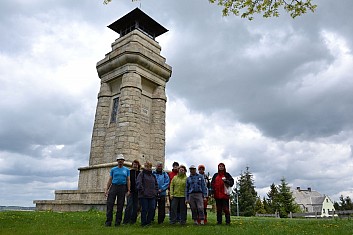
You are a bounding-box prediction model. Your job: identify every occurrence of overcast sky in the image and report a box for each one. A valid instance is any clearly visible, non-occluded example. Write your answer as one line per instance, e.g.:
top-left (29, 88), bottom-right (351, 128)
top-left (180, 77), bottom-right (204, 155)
top-left (1, 0), bottom-right (352, 207)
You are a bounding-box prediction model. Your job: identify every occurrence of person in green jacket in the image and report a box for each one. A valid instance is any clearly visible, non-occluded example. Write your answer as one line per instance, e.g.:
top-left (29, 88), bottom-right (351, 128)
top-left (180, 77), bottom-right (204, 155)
top-left (169, 165), bottom-right (187, 225)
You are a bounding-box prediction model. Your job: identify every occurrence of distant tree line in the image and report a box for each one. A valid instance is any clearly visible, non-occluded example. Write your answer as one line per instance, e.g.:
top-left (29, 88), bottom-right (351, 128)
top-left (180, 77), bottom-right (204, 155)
top-left (334, 195), bottom-right (353, 211)
top-left (230, 167), bottom-right (300, 217)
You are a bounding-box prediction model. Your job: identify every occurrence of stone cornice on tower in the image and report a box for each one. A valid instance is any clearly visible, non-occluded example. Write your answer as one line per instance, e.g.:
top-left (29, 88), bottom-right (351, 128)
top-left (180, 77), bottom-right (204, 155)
top-left (97, 29), bottom-right (172, 85)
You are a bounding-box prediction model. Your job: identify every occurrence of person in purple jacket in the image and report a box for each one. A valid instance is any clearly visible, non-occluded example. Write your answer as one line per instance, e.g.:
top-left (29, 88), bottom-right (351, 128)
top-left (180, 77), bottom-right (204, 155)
top-left (136, 161), bottom-right (158, 227)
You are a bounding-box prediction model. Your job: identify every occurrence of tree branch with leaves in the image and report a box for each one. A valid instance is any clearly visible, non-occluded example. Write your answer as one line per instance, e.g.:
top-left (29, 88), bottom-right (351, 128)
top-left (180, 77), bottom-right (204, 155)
top-left (103, 0), bottom-right (317, 20)
top-left (209, 0), bottom-right (317, 19)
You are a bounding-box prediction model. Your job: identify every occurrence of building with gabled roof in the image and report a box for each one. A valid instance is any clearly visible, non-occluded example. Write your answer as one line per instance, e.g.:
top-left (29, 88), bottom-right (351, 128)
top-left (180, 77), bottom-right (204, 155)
top-left (292, 187), bottom-right (335, 217)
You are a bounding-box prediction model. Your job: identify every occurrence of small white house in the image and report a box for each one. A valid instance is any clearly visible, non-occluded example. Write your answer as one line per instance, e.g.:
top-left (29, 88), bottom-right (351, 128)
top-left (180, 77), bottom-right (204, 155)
top-left (292, 187), bottom-right (335, 217)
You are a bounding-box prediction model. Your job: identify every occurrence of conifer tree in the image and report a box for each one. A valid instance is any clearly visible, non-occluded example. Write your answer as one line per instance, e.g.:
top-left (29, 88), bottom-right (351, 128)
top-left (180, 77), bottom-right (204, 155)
top-left (344, 196), bottom-right (353, 210)
top-left (277, 177), bottom-right (299, 217)
top-left (254, 196), bottom-right (266, 214)
top-left (262, 196), bottom-right (271, 214)
top-left (238, 167), bottom-right (257, 216)
top-left (267, 182), bottom-right (280, 214)
top-left (336, 195), bottom-right (353, 210)
top-left (333, 201), bottom-right (340, 211)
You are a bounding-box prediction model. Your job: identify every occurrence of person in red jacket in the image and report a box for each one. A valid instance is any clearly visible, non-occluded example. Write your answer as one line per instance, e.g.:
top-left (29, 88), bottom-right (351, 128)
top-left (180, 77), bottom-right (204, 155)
top-left (168, 162), bottom-right (179, 184)
top-left (168, 162), bottom-right (179, 221)
top-left (211, 163), bottom-right (234, 225)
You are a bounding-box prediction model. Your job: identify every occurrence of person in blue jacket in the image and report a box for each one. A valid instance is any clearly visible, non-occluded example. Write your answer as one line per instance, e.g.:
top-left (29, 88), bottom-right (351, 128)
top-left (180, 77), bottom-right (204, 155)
top-left (152, 161), bottom-right (170, 224)
top-left (186, 165), bottom-right (207, 225)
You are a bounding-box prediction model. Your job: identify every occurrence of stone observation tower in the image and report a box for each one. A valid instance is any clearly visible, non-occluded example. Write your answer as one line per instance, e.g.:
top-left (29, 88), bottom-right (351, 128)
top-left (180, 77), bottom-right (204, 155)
top-left (34, 8), bottom-right (172, 211)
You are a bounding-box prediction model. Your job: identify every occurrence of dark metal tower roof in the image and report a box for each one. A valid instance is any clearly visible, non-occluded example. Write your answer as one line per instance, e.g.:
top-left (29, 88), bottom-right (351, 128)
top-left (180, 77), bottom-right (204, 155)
top-left (108, 8), bottom-right (168, 40)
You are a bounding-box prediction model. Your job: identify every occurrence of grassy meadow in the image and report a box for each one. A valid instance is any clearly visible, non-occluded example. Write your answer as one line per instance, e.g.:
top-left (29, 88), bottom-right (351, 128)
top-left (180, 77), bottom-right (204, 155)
top-left (0, 210), bottom-right (352, 235)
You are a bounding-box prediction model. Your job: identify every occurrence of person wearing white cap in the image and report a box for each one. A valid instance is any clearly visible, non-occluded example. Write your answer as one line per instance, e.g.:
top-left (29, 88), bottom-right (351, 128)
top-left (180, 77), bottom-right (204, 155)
top-left (104, 154), bottom-right (131, 227)
top-left (185, 165), bottom-right (207, 225)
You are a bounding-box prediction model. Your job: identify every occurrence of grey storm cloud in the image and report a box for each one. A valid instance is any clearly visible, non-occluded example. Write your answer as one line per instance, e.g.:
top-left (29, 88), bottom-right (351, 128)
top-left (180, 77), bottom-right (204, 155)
top-left (163, 2), bottom-right (353, 140)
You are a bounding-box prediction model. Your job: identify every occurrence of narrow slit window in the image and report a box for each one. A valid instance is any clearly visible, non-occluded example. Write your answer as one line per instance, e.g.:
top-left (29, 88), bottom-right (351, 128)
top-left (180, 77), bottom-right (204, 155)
top-left (110, 97), bottom-right (119, 123)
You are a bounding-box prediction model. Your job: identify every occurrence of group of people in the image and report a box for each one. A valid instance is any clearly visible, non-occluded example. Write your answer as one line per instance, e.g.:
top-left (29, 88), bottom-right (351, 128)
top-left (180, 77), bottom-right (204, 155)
top-left (104, 154), bottom-right (234, 227)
